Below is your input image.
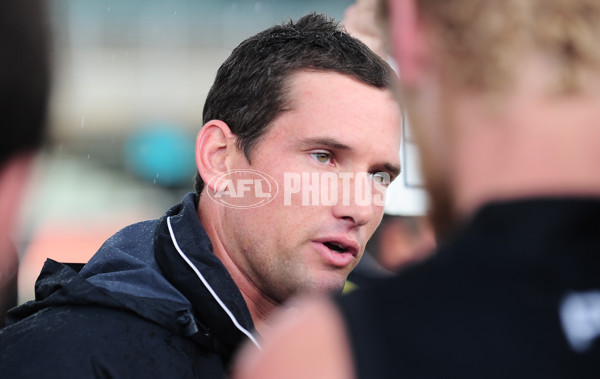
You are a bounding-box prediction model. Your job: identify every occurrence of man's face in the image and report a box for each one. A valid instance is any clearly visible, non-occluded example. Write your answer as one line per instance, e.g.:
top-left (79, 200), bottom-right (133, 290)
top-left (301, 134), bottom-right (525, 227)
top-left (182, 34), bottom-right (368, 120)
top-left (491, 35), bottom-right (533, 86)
top-left (219, 71), bottom-right (401, 302)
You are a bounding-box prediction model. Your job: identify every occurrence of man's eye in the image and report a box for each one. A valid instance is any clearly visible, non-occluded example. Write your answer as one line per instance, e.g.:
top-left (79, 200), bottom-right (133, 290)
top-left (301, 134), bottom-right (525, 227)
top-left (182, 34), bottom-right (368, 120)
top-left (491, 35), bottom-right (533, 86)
top-left (311, 152), bottom-right (332, 164)
top-left (371, 172), bottom-right (391, 186)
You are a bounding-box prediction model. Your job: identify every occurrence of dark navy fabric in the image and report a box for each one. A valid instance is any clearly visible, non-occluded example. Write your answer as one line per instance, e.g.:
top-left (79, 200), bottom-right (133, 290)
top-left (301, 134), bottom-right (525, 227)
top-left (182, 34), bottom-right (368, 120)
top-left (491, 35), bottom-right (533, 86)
top-left (337, 198), bottom-right (600, 379)
top-left (0, 192), bottom-right (256, 378)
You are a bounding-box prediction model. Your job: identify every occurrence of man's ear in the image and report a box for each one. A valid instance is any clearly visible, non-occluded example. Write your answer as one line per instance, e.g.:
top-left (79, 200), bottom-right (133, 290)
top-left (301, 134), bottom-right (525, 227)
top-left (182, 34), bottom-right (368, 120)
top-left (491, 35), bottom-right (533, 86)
top-left (195, 120), bottom-right (237, 191)
top-left (388, 0), bottom-right (430, 87)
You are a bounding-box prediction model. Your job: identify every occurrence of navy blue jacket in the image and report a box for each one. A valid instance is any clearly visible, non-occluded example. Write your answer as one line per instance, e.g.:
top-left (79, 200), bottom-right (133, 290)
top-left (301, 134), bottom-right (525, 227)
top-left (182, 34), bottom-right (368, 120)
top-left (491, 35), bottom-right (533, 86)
top-left (0, 192), bottom-right (259, 378)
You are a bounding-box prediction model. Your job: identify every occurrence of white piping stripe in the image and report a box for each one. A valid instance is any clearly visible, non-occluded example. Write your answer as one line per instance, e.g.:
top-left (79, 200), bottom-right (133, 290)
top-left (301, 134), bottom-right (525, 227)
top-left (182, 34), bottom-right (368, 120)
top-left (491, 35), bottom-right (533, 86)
top-left (167, 216), bottom-right (262, 350)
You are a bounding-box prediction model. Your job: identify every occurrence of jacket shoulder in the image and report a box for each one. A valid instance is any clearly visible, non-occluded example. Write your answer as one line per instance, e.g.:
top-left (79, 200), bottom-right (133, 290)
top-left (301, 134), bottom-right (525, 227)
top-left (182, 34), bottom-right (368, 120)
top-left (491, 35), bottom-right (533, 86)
top-left (0, 304), bottom-right (226, 378)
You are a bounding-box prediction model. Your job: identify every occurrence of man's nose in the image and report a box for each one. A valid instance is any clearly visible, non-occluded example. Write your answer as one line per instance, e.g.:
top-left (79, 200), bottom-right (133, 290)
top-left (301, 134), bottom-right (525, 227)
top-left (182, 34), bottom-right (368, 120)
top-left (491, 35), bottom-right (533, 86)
top-left (331, 174), bottom-right (379, 227)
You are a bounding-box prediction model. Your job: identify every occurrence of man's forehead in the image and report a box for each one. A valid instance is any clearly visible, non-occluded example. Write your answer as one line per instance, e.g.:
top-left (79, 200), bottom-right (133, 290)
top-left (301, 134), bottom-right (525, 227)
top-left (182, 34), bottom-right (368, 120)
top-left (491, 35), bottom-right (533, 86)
top-left (285, 69), bottom-right (392, 98)
top-left (283, 71), bottom-right (398, 118)
top-left (255, 70), bottom-right (401, 161)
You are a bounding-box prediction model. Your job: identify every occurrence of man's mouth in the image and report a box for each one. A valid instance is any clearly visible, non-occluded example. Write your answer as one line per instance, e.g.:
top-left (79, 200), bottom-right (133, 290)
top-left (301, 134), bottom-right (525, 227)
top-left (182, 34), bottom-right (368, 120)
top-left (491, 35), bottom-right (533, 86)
top-left (323, 241), bottom-right (349, 253)
top-left (315, 237), bottom-right (359, 257)
top-left (313, 237), bottom-right (359, 268)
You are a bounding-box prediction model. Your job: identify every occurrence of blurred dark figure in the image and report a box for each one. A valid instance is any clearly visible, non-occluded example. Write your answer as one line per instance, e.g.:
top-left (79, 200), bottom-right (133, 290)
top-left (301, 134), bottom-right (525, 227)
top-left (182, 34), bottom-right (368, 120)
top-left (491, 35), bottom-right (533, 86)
top-left (346, 215), bottom-right (434, 290)
top-left (366, 214), bottom-right (433, 272)
top-left (0, 0), bottom-right (50, 328)
top-left (234, 0), bottom-right (600, 378)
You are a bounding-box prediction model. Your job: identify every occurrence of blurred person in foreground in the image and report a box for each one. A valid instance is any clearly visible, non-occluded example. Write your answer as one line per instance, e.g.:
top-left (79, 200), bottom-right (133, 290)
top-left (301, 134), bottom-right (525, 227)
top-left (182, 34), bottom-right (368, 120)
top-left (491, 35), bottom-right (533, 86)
top-left (0, 13), bottom-right (402, 378)
top-left (0, 0), bottom-right (50, 328)
top-left (233, 0), bottom-right (600, 378)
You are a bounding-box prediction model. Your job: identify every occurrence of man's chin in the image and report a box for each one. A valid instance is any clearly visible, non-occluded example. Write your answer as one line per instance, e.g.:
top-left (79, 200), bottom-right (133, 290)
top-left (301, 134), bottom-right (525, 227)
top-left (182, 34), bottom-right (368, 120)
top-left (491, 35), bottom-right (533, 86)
top-left (303, 275), bottom-right (347, 297)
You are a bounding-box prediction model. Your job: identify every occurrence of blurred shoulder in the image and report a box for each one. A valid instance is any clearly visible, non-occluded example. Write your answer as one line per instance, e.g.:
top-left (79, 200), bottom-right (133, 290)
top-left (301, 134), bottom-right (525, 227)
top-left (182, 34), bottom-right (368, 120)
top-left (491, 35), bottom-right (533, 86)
top-left (233, 294), bottom-right (355, 379)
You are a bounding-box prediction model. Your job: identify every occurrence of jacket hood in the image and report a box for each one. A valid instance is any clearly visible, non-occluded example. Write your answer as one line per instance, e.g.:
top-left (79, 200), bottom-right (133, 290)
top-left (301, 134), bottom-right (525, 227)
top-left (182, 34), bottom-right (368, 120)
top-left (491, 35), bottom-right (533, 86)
top-left (8, 192), bottom-right (258, 357)
top-left (7, 258), bottom-right (195, 336)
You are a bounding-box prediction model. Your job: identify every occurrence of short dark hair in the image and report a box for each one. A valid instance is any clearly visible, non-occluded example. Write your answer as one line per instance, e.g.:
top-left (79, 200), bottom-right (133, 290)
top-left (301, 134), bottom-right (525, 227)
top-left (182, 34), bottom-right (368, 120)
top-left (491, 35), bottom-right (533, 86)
top-left (195, 12), bottom-right (394, 194)
top-left (0, 0), bottom-right (50, 167)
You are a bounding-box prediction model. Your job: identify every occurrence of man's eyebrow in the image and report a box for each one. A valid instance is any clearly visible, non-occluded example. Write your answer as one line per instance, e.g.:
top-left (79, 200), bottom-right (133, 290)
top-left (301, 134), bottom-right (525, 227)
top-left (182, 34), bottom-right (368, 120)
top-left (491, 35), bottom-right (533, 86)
top-left (297, 137), bottom-right (351, 151)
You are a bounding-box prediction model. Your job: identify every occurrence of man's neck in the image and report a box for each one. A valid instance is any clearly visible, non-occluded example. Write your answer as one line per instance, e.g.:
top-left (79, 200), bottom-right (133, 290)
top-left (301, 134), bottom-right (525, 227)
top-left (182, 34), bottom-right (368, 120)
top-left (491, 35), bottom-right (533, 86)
top-left (197, 194), bottom-right (279, 335)
top-left (451, 88), bottom-right (600, 217)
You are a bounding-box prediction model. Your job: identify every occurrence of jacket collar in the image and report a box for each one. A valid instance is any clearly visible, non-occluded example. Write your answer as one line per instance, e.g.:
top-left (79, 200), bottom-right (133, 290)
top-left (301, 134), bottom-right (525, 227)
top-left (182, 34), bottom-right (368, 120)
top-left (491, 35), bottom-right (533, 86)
top-left (154, 192), bottom-right (260, 359)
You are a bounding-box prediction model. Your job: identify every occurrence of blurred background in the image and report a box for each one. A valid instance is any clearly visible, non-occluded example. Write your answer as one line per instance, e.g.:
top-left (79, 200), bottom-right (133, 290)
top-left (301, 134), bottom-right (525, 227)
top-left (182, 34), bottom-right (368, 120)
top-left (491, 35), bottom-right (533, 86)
top-left (16, 0), bottom-right (357, 303)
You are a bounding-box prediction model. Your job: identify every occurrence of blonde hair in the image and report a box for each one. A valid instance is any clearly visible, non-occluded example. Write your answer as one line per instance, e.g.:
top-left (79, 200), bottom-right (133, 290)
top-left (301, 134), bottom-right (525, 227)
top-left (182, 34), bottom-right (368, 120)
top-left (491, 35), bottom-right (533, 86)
top-left (381, 0), bottom-right (600, 93)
